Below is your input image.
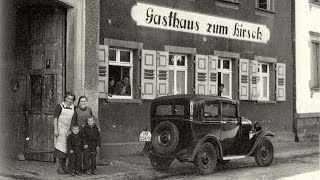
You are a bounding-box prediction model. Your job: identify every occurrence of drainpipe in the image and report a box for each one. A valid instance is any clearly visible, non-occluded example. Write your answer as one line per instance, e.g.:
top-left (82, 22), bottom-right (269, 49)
top-left (292, 0), bottom-right (299, 142)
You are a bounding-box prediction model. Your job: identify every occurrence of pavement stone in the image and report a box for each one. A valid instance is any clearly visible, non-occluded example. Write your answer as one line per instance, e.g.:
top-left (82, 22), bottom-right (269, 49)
top-left (0, 141), bottom-right (319, 180)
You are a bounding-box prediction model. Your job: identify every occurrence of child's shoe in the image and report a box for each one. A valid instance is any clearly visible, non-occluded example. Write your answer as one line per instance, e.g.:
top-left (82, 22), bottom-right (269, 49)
top-left (70, 170), bottom-right (75, 176)
top-left (84, 169), bottom-right (91, 175)
top-left (75, 170), bottom-right (82, 176)
top-left (91, 168), bottom-right (97, 175)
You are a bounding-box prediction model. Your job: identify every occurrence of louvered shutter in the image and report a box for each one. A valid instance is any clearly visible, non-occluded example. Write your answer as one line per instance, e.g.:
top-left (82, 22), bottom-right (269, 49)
top-left (208, 55), bottom-right (218, 95)
top-left (141, 50), bottom-right (157, 99)
top-left (250, 60), bottom-right (258, 101)
top-left (98, 45), bottom-right (109, 98)
top-left (276, 63), bottom-right (286, 101)
top-left (195, 55), bottom-right (209, 95)
top-left (239, 59), bottom-right (250, 100)
top-left (157, 51), bottom-right (169, 97)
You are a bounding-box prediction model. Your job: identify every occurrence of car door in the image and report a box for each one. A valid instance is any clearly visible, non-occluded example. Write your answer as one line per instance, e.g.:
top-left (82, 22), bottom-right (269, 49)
top-left (191, 100), bottom-right (221, 141)
top-left (219, 101), bottom-right (241, 155)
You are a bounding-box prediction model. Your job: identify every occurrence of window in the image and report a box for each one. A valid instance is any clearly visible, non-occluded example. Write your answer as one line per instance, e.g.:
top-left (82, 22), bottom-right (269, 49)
top-left (257, 63), bottom-right (270, 100)
top-left (256, 0), bottom-right (274, 11)
top-left (204, 102), bottom-right (219, 118)
top-left (218, 58), bottom-right (232, 99)
top-left (168, 54), bottom-right (188, 95)
top-left (221, 0), bottom-right (239, 3)
top-left (312, 0), bottom-right (320, 4)
top-left (311, 41), bottom-right (320, 88)
top-left (221, 102), bottom-right (237, 118)
top-left (156, 105), bottom-right (184, 116)
top-left (108, 48), bottom-right (133, 99)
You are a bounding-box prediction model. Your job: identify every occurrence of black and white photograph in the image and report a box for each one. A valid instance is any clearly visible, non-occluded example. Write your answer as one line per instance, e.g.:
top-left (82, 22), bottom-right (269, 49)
top-left (0, 0), bottom-right (319, 179)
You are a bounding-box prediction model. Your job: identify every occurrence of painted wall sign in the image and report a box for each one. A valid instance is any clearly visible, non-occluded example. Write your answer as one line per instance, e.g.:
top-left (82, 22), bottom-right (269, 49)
top-left (131, 3), bottom-right (270, 43)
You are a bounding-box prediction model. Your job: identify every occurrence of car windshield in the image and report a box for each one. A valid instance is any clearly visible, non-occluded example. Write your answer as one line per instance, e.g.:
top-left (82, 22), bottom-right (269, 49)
top-left (156, 105), bottom-right (185, 116)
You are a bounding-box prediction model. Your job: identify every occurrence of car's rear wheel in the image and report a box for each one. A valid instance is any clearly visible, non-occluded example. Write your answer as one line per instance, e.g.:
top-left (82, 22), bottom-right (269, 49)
top-left (151, 121), bottom-right (179, 154)
top-left (149, 154), bottom-right (173, 172)
top-left (194, 142), bottom-right (217, 175)
top-left (255, 137), bottom-right (274, 167)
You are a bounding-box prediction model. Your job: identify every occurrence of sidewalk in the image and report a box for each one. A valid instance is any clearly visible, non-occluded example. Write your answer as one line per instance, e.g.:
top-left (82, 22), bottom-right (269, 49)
top-left (0, 141), bottom-right (319, 180)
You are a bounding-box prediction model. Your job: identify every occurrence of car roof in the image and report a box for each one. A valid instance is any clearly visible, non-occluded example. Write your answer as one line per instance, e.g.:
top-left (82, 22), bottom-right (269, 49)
top-left (154, 94), bottom-right (238, 104)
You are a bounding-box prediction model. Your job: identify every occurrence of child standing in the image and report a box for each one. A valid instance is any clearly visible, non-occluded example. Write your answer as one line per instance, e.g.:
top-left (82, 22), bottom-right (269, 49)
top-left (82, 116), bottom-right (101, 175)
top-left (67, 125), bottom-right (83, 176)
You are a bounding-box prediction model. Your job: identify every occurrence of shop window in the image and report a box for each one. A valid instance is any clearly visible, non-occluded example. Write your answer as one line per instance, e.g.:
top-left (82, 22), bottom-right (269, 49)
top-left (311, 41), bottom-right (320, 89)
top-left (257, 63), bottom-right (270, 101)
top-left (168, 54), bottom-right (188, 95)
top-left (218, 58), bottom-right (232, 99)
top-left (108, 48), bottom-right (133, 99)
top-left (256, 0), bottom-right (274, 11)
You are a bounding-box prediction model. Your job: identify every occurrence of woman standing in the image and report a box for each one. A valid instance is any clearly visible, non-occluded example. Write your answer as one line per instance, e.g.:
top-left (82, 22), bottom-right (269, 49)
top-left (76, 96), bottom-right (93, 129)
top-left (54, 92), bottom-right (77, 175)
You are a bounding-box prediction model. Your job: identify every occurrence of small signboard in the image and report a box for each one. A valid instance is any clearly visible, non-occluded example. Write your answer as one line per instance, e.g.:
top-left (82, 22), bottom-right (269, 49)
top-left (139, 131), bottom-right (151, 142)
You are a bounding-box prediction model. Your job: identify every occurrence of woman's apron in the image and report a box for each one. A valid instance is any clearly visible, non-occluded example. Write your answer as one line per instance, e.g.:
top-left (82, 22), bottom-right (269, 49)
top-left (54, 103), bottom-right (74, 154)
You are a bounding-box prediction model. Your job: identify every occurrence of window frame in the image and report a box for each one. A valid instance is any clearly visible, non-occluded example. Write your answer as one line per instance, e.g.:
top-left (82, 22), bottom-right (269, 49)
top-left (311, 40), bottom-right (320, 89)
top-left (108, 47), bottom-right (134, 99)
top-left (168, 54), bottom-right (188, 95)
top-left (257, 62), bottom-right (270, 101)
top-left (221, 102), bottom-right (238, 118)
top-left (220, 0), bottom-right (239, 3)
top-left (256, 0), bottom-right (274, 12)
top-left (218, 58), bottom-right (233, 99)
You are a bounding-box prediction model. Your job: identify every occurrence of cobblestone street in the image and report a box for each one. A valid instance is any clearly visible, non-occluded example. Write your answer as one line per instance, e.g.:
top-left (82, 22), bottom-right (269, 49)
top-left (0, 141), bottom-right (319, 180)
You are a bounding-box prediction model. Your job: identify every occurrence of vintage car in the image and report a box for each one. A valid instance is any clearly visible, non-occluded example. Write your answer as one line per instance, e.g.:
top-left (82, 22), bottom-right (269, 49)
top-left (148, 94), bottom-right (274, 175)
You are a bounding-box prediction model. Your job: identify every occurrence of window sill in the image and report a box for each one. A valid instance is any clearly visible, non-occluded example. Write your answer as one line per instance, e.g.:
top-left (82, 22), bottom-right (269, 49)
top-left (310, 87), bottom-right (320, 92)
top-left (215, 0), bottom-right (240, 10)
top-left (100, 98), bottom-right (142, 104)
top-left (310, 2), bottom-right (320, 7)
top-left (256, 100), bottom-right (277, 104)
top-left (255, 8), bottom-right (275, 18)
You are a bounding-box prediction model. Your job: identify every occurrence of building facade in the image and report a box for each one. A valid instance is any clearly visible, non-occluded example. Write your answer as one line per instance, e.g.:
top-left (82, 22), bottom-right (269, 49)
top-left (1, 0), bottom-right (295, 161)
top-left (98, 0), bottom-right (294, 157)
top-left (294, 0), bottom-right (320, 141)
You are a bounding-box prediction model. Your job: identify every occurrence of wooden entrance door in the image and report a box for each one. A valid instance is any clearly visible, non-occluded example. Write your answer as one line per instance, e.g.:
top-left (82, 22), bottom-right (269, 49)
top-left (14, 6), bottom-right (66, 161)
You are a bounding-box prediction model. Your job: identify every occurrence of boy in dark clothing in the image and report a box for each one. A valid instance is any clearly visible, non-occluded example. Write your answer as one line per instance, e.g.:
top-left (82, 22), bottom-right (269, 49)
top-left (82, 116), bottom-right (101, 175)
top-left (67, 125), bottom-right (82, 176)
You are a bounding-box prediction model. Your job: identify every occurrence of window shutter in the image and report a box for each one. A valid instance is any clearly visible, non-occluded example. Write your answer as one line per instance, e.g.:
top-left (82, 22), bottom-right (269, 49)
top-left (195, 55), bottom-right (209, 95)
top-left (239, 58), bottom-right (249, 100)
top-left (141, 50), bottom-right (157, 99)
top-left (98, 45), bottom-right (109, 98)
top-left (250, 60), bottom-right (258, 100)
top-left (157, 51), bottom-right (169, 97)
top-left (276, 63), bottom-right (286, 101)
top-left (208, 55), bottom-right (218, 95)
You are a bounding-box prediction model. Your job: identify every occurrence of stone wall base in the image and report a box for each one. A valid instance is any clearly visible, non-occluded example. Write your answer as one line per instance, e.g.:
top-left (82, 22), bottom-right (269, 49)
top-left (294, 113), bottom-right (320, 142)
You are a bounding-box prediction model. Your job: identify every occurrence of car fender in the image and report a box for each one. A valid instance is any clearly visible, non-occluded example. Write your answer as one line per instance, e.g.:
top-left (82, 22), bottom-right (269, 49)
top-left (246, 131), bottom-right (274, 156)
top-left (191, 135), bottom-right (223, 161)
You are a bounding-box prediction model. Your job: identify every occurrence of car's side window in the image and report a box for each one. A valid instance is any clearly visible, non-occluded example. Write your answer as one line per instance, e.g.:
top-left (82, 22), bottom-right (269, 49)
top-left (204, 101), bottom-right (219, 120)
top-left (221, 102), bottom-right (237, 118)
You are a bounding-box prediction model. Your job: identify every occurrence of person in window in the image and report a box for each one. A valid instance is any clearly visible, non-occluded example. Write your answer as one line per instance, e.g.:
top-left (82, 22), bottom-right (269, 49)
top-left (218, 83), bottom-right (224, 96)
top-left (114, 76), bottom-right (131, 96)
top-left (108, 77), bottom-right (116, 97)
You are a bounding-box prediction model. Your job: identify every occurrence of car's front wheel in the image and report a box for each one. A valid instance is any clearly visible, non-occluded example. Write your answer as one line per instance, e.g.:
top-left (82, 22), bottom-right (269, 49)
top-left (255, 137), bottom-right (274, 167)
top-left (194, 142), bottom-right (217, 175)
top-left (149, 154), bottom-right (173, 172)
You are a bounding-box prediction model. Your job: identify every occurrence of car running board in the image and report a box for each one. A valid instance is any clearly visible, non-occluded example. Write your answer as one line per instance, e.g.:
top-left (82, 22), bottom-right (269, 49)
top-left (223, 155), bottom-right (246, 160)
